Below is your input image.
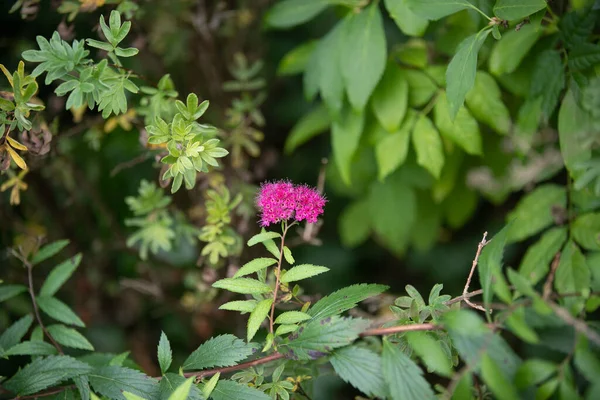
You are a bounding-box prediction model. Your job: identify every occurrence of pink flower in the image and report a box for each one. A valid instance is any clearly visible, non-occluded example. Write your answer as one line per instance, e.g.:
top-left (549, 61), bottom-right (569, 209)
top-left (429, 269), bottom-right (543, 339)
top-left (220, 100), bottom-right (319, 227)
top-left (256, 180), bottom-right (326, 227)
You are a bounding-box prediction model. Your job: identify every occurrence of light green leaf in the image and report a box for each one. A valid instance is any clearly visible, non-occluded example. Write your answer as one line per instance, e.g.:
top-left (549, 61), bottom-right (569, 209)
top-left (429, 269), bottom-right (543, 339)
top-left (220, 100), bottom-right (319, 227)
top-left (405, 0), bottom-right (477, 20)
top-left (434, 91), bottom-right (482, 155)
top-left (308, 283), bottom-right (388, 320)
top-left (574, 336), bottom-right (600, 384)
top-left (247, 231), bottom-right (281, 247)
top-left (3, 340), bottom-right (58, 356)
top-left (446, 29), bottom-right (491, 118)
top-left (31, 239), bottom-right (70, 265)
top-left (505, 307), bottom-right (539, 343)
top-left (0, 284), bottom-right (27, 302)
top-left (382, 340), bottom-right (436, 400)
top-left (201, 373), bottom-right (219, 399)
top-left (405, 331), bottom-right (452, 377)
top-left (340, 3), bottom-right (387, 110)
top-left (234, 258), bottom-right (278, 278)
top-left (281, 264), bottom-right (329, 283)
top-left (384, 0), bottom-right (429, 36)
top-left (277, 41), bottom-right (317, 76)
top-left (317, 19), bottom-right (347, 115)
top-left (123, 392), bottom-right (146, 400)
top-left (555, 241), bottom-right (590, 314)
top-left (183, 334), bottom-right (254, 371)
top-left (0, 314), bottom-right (33, 349)
top-left (40, 254), bottom-right (82, 297)
top-left (211, 380), bottom-right (270, 400)
top-left (478, 225), bottom-right (511, 310)
top-left (330, 346), bottom-right (387, 398)
top-left (157, 331), bottom-right (172, 374)
top-left (339, 200), bottom-right (371, 248)
top-left (284, 104), bottom-right (330, 154)
top-left (265, 0), bottom-right (330, 29)
top-left (275, 311), bottom-right (312, 325)
top-left (515, 359), bottom-right (558, 389)
top-left (489, 24), bottom-right (541, 75)
top-left (36, 296), bottom-right (85, 327)
top-left (506, 184), bottom-right (567, 243)
top-left (371, 64), bottom-right (408, 132)
top-left (247, 298), bottom-right (272, 342)
top-left (412, 114), bottom-right (444, 179)
top-left (283, 246), bottom-right (294, 265)
top-left (89, 366), bottom-right (159, 400)
top-left (47, 324), bottom-right (94, 350)
top-left (165, 377), bottom-right (193, 400)
top-left (519, 227), bottom-right (567, 285)
top-left (465, 71), bottom-right (510, 135)
top-left (375, 118), bottom-right (412, 181)
top-left (572, 213), bottom-right (600, 251)
top-left (405, 70), bottom-right (438, 107)
top-left (212, 278), bottom-right (271, 295)
top-left (481, 353), bottom-right (520, 400)
top-left (159, 373), bottom-right (203, 400)
top-left (219, 300), bottom-right (257, 313)
top-left (331, 106), bottom-right (364, 185)
top-left (529, 50), bottom-right (565, 122)
top-left (558, 90), bottom-right (593, 174)
top-left (493, 0), bottom-right (547, 21)
top-left (275, 324), bottom-right (299, 336)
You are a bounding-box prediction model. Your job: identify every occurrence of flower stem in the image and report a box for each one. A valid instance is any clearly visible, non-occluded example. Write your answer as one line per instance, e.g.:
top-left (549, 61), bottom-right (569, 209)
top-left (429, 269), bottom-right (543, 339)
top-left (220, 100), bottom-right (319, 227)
top-left (269, 221), bottom-right (290, 335)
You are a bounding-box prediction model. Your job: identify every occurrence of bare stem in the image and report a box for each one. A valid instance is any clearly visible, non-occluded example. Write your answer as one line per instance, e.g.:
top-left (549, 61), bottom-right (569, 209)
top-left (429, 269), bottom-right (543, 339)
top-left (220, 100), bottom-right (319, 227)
top-left (269, 222), bottom-right (290, 335)
top-left (462, 232), bottom-right (488, 312)
top-left (543, 252), bottom-right (561, 301)
top-left (181, 352), bottom-right (285, 380)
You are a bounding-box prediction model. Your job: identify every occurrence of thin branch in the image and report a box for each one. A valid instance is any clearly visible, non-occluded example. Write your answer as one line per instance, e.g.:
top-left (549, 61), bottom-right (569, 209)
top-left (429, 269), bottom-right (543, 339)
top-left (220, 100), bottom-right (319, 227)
top-left (547, 301), bottom-right (600, 347)
top-left (462, 232), bottom-right (488, 312)
top-left (269, 222), bottom-right (290, 335)
top-left (360, 323), bottom-right (441, 337)
top-left (12, 385), bottom-right (76, 400)
top-left (446, 289), bottom-right (483, 305)
top-left (543, 252), bottom-right (561, 301)
top-left (181, 352), bottom-right (285, 380)
top-left (300, 158), bottom-right (328, 243)
top-left (110, 152), bottom-right (152, 177)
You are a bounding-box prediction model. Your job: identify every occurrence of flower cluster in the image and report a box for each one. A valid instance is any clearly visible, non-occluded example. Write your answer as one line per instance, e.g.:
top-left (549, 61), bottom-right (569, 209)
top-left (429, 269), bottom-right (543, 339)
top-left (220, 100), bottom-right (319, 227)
top-left (256, 180), bottom-right (326, 226)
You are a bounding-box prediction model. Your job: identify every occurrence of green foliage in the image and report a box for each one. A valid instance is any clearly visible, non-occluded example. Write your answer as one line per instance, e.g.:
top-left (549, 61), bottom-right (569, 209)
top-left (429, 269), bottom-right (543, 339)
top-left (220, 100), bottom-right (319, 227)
top-left (330, 345), bottom-right (387, 398)
top-left (157, 332), bottom-right (172, 374)
top-left (182, 334), bottom-right (255, 371)
top-left (88, 366), bottom-right (160, 400)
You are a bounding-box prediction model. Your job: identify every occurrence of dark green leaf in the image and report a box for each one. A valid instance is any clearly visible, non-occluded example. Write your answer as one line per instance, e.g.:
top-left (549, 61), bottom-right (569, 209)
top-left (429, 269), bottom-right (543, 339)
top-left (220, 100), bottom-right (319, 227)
top-left (555, 241), bottom-right (590, 314)
top-left (574, 336), bottom-right (600, 383)
top-left (265, 0), bottom-right (330, 29)
top-left (277, 41), bottom-right (317, 76)
top-left (89, 366), bottom-right (159, 400)
top-left (211, 380), bottom-right (269, 400)
top-left (157, 332), bottom-right (172, 374)
top-left (284, 104), bottom-right (331, 154)
top-left (480, 353), bottom-right (520, 400)
top-left (0, 314), bottom-right (34, 349)
top-left (339, 200), bottom-right (371, 248)
top-left (330, 346), bottom-right (387, 398)
top-left (308, 284), bottom-right (388, 320)
top-left (478, 225), bottom-right (511, 309)
top-left (331, 106), bottom-right (364, 185)
top-left (47, 324), bottom-right (94, 350)
top-left (558, 90), bottom-right (593, 174)
top-left (405, 331), bottom-right (452, 377)
top-left (31, 239), bottom-right (70, 265)
top-left (40, 254), bottom-right (82, 297)
top-left (0, 284), bottom-right (27, 302)
top-left (183, 334), bottom-right (254, 371)
top-left (382, 340), bottom-right (436, 400)
top-left (515, 359), bottom-right (558, 389)
top-left (530, 50), bottom-right (565, 122)
top-left (3, 340), bottom-right (58, 356)
top-left (519, 227), bottom-right (568, 285)
top-left (36, 296), bottom-right (85, 327)
top-left (572, 213), bottom-right (600, 251)
top-left (493, 0), bottom-right (547, 21)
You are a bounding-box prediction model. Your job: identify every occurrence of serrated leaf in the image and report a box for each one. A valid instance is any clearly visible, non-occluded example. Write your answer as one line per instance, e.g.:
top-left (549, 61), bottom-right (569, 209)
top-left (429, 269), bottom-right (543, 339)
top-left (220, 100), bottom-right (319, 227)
top-left (558, 89), bottom-right (593, 174)
top-left (308, 284), bottom-right (388, 320)
top-left (506, 184), bottom-right (567, 243)
top-left (330, 346), bottom-right (387, 398)
top-left (284, 104), bottom-right (330, 154)
top-left (280, 317), bottom-right (369, 360)
top-left (382, 340), bottom-right (435, 400)
top-left (219, 300), bottom-right (257, 313)
top-left (4, 355), bottom-right (92, 396)
top-left (446, 29), bottom-right (491, 119)
top-left (493, 0), bottom-right (547, 21)
top-left (264, 0), bottom-right (329, 29)
top-left (166, 377), bottom-right (194, 400)
top-left (405, 331), bottom-right (452, 377)
top-left (247, 231), bottom-right (281, 247)
top-left (530, 50), bottom-right (565, 122)
top-left (247, 299), bottom-right (272, 342)
top-left (384, 0), bottom-right (429, 36)
top-left (157, 332), bottom-right (172, 374)
top-left (412, 114), bottom-right (444, 179)
top-left (183, 334), bottom-right (254, 371)
top-left (0, 314), bottom-right (34, 349)
top-left (465, 71), bottom-right (510, 135)
top-left (211, 380), bottom-right (270, 400)
top-left (405, 0), bottom-right (476, 20)
top-left (340, 3), bottom-right (387, 110)
top-left (478, 225), bottom-right (511, 310)
top-left (31, 239), bottom-right (70, 265)
top-left (331, 106), bottom-right (364, 185)
top-left (0, 284), bottom-right (27, 302)
top-left (40, 254), bottom-right (82, 297)
top-left (283, 246), bottom-right (294, 264)
top-left (281, 264), bottom-right (329, 283)
top-left (202, 372), bottom-right (220, 399)
top-left (37, 295), bottom-right (85, 327)
top-left (519, 227), bottom-right (567, 285)
top-left (489, 24), bottom-right (541, 75)
top-left (159, 373), bottom-right (203, 400)
top-left (89, 366), bottom-right (159, 400)
top-left (74, 375), bottom-right (90, 400)
top-left (47, 324), bottom-right (94, 351)
top-left (371, 64), bottom-right (408, 132)
top-left (234, 258), bottom-right (278, 278)
top-left (3, 340), bottom-right (58, 356)
top-left (212, 278), bottom-right (272, 294)
top-left (434, 92), bottom-right (481, 155)
top-left (275, 311), bottom-right (312, 325)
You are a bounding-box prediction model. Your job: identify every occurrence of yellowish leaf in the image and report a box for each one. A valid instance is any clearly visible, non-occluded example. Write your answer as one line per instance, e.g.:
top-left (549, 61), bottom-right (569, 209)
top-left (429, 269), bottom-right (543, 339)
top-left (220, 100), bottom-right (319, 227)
top-left (5, 145), bottom-right (28, 170)
top-left (6, 136), bottom-right (28, 151)
top-left (0, 64), bottom-right (13, 87)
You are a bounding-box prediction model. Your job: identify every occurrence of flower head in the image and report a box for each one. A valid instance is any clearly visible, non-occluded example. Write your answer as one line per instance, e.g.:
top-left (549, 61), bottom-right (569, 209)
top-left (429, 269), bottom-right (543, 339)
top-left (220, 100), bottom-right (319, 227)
top-left (256, 180), bottom-right (326, 227)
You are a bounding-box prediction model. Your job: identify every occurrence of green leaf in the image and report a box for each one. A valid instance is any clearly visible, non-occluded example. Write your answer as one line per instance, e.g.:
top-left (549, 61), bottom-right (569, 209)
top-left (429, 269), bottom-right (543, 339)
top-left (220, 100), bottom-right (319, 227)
top-left (481, 353), bottom-right (520, 400)
top-left (47, 324), bottom-right (94, 350)
top-left (280, 317), bottom-right (369, 360)
top-left (40, 254), bottom-right (82, 297)
top-left (284, 104), bottom-right (331, 154)
top-left (493, 0), bottom-right (547, 21)
top-left (114, 47), bottom-right (139, 58)
top-left (331, 106), bottom-right (364, 185)
top-left (3, 340), bottom-right (58, 356)
top-left (446, 29), bottom-right (491, 119)
top-left (519, 227), bottom-right (568, 285)
top-left (247, 231), bottom-right (281, 247)
top-left (340, 3), bottom-right (387, 110)
top-left (275, 311), bottom-right (312, 325)
top-left (375, 117), bottom-right (412, 181)
top-left (0, 284), bottom-right (27, 302)
top-left (157, 332), bottom-right (172, 374)
top-left (572, 213), bottom-right (600, 251)
top-left (234, 258), bottom-right (278, 278)
top-left (568, 42), bottom-right (600, 71)
top-left (212, 278), bottom-right (272, 295)
top-left (506, 184), bottom-right (567, 243)
top-left (308, 283), bottom-right (389, 320)
top-left (515, 359), bottom-right (558, 389)
top-left (123, 392), bottom-right (146, 400)
top-left (36, 295), bottom-right (85, 327)
top-left (405, 331), bottom-right (452, 377)
top-left (0, 314), bottom-right (33, 349)
top-left (4, 355), bottom-right (92, 396)
top-left (529, 50), bottom-right (565, 122)
top-left (317, 19), bottom-right (346, 115)
top-left (281, 264), bottom-right (329, 283)
top-left (277, 41), bottom-right (317, 76)
top-left (159, 373), bottom-right (203, 400)
top-left (574, 336), bottom-right (600, 383)
top-left (264, 0), bottom-right (330, 29)
top-left (183, 334), bottom-right (254, 371)
top-left (246, 298), bottom-right (272, 342)
top-left (384, 0), bottom-right (429, 36)
top-left (412, 114), bottom-right (444, 179)
top-left (405, 0), bottom-right (477, 20)
top-left (211, 380), bottom-right (270, 400)
top-left (465, 71), bottom-right (510, 135)
top-left (330, 346), bottom-right (387, 398)
top-left (31, 239), bottom-right (70, 265)
top-left (371, 64), bottom-right (408, 132)
top-left (219, 300), bottom-right (257, 313)
top-left (478, 225), bottom-right (511, 309)
top-left (434, 91), bottom-right (482, 155)
top-left (558, 90), bottom-right (593, 174)
top-left (489, 24), bottom-right (541, 75)
top-left (505, 307), bottom-right (539, 344)
top-left (166, 377), bottom-right (194, 400)
top-left (339, 199), bottom-right (371, 248)
top-left (283, 246), bottom-right (294, 264)
top-left (89, 366), bottom-right (159, 400)
top-left (382, 340), bottom-right (436, 400)
top-left (555, 241), bottom-right (590, 314)
top-left (405, 70), bottom-right (438, 107)
top-left (86, 39), bottom-right (114, 52)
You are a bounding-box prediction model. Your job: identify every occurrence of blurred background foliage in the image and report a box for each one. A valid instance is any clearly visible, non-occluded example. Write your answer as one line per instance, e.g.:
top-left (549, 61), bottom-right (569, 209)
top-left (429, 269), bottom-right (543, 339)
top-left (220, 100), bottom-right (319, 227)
top-left (1, 0), bottom-right (599, 398)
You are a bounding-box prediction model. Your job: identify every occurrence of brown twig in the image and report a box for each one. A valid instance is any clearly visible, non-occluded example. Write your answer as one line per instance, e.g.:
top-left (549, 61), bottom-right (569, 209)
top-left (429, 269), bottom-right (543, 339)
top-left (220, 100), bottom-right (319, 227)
top-left (360, 323), bottom-right (441, 337)
top-left (269, 222), bottom-right (290, 335)
top-left (462, 232), bottom-right (488, 312)
top-left (12, 385), bottom-right (76, 399)
top-left (543, 252), bottom-right (561, 301)
top-left (110, 152), bottom-right (153, 177)
top-left (181, 352), bottom-right (285, 380)
top-left (547, 301), bottom-right (600, 347)
top-left (300, 158), bottom-right (328, 243)
top-left (446, 289), bottom-right (484, 305)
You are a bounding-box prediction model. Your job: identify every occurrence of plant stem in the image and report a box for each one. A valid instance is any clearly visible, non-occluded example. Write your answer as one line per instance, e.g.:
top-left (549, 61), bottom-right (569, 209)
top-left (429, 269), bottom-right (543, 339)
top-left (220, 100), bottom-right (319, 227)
top-left (181, 352), bottom-right (285, 380)
top-left (269, 222), bottom-right (290, 335)
top-left (462, 232), bottom-right (488, 312)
